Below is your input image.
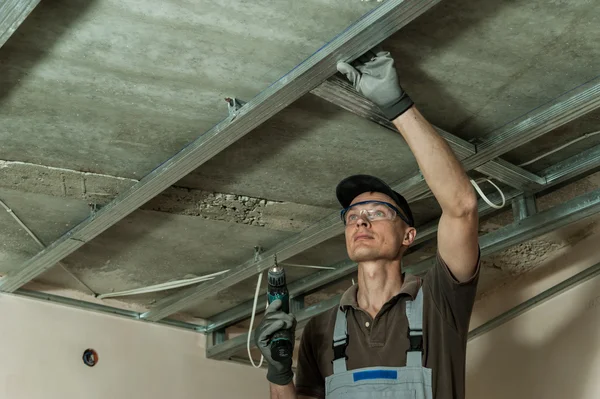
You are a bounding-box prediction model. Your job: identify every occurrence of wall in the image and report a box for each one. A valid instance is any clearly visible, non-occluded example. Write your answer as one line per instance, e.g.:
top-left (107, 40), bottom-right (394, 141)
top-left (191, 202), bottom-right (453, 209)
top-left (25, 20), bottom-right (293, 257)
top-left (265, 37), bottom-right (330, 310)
top-left (466, 218), bottom-right (600, 399)
top-left (0, 294), bottom-right (268, 399)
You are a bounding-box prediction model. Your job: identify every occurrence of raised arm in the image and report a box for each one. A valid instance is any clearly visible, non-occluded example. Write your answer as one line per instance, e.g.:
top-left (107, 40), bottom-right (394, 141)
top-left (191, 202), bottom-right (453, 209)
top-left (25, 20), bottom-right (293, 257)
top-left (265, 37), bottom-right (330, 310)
top-left (337, 49), bottom-right (479, 282)
top-left (392, 106), bottom-right (479, 282)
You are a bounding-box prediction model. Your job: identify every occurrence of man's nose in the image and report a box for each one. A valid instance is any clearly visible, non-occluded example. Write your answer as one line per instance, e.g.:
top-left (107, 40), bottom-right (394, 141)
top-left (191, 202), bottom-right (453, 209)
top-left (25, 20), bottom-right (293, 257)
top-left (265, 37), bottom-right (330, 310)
top-left (355, 212), bottom-right (370, 227)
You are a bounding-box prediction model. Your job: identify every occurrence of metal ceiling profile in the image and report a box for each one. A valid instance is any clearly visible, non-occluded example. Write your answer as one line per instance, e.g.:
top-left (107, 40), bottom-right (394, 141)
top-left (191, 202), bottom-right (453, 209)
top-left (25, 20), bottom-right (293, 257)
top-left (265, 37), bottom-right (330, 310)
top-left (405, 187), bottom-right (600, 275)
top-left (205, 187), bottom-right (600, 360)
top-left (467, 260), bottom-right (600, 341)
top-left (13, 289), bottom-right (205, 333)
top-left (0, 0), bottom-right (41, 48)
top-left (466, 78), bottom-right (600, 170)
top-left (393, 78), bottom-right (600, 201)
top-left (543, 143), bottom-right (600, 186)
top-left (0, 0), bottom-right (442, 294)
top-left (512, 194), bottom-right (537, 221)
top-left (312, 76), bottom-right (545, 191)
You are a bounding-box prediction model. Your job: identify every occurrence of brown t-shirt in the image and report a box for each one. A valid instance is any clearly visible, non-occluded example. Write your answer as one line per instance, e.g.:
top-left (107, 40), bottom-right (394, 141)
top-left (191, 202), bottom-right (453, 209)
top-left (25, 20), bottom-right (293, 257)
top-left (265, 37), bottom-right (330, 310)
top-left (295, 251), bottom-right (480, 399)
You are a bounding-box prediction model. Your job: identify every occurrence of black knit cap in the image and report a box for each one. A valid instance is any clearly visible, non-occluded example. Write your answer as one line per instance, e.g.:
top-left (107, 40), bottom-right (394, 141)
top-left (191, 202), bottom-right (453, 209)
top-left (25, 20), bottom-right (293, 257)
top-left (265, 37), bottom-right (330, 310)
top-left (336, 174), bottom-right (415, 227)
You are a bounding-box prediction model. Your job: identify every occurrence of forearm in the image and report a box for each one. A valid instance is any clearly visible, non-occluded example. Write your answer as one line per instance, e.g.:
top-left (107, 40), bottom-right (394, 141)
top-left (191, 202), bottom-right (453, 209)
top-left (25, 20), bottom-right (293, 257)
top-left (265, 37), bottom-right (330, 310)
top-left (269, 382), bottom-right (297, 399)
top-left (392, 106), bottom-right (477, 216)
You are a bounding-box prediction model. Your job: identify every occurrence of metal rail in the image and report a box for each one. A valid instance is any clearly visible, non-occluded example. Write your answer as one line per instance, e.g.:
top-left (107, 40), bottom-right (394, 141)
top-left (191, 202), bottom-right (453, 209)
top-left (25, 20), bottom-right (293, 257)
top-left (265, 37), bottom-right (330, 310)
top-left (8, 289), bottom-right (205, 332)
top-left (312, 76), bottom-right (545, 191)
top-left (468, 260), bottom-right (600, 341)
top-left (0, 0), bottom-right (442, 294)
top-left (205, 187), bottom-right (600, 359)
top-left (405, 187), bottom-right (600, 275)
top-left (468, 78), bottom-right (600, 169)
top-left (543, 143), bottom-right (600, 186)
top-left (0, 0), bottom-right (40, 48)
top-left (394, 78), bottom-right (600, 201)
top-left (512, 194), bottom-right (537, 221)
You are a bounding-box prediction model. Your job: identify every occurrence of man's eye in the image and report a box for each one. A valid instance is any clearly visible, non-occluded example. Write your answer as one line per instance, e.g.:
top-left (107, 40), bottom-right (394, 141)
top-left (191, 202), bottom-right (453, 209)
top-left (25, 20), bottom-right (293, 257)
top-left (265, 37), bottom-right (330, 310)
top-left (347, 214), bottom-right (358, 221)
top-left (375, 210), bottom-right (385, 217)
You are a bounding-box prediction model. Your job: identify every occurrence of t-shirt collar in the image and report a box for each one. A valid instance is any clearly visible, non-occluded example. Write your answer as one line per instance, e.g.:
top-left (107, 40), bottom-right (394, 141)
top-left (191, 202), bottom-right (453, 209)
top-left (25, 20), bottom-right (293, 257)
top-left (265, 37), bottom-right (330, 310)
top-left (339, 273), bottom-right (421, 310)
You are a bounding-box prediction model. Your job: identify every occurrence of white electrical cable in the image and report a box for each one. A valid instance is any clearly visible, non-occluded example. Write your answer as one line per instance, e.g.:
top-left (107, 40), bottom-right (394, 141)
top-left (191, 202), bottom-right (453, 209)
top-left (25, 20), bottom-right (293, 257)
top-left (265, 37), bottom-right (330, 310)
top-left (413, 131), bottom-right (600, 205)
top-left (410, 178), bottom-right (507, 210)
top-left (470, 178), bottom-right (506, 209)
top-left (518, 130), bottom-right (600, 167)
top-left (281, 263), bottom-right (336, 270)
top-left (100, 262), bottom-right (332, 301)
top-left (96, 269), bottom-right (230, 299)
top-left (248, 271), bottom-right (265, 368)
top-left (0, 199), bottom-right (97, 295)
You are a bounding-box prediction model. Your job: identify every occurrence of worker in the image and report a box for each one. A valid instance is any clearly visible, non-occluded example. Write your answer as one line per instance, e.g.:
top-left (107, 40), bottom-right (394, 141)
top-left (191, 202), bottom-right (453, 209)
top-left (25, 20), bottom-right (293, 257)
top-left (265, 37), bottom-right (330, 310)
top-left (256, 48), bottom-right (480, 399)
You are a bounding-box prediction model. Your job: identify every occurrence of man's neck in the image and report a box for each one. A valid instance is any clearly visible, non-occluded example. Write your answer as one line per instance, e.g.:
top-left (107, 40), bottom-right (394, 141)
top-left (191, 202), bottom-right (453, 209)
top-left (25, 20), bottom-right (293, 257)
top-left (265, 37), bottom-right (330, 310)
top-left (356, 259), bottom-right (403, 319)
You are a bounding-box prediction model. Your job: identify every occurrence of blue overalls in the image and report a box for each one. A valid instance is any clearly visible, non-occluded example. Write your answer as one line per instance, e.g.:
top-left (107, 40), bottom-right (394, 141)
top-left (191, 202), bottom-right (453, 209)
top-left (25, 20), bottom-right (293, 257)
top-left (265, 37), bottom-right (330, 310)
top-left (325, 287), bottom-right (433, 399)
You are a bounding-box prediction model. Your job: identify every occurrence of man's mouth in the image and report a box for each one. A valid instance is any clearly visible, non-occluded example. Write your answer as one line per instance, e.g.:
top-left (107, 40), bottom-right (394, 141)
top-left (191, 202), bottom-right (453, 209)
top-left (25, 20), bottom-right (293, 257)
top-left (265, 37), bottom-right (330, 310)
top-left (354, 234), bottom-right (373, 242)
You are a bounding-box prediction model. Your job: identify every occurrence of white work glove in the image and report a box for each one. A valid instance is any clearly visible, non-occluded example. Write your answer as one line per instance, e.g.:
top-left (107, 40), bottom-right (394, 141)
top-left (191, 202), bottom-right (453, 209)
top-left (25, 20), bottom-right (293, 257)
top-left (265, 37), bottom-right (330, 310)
top-left (337, 49), bottom-right (414, 120)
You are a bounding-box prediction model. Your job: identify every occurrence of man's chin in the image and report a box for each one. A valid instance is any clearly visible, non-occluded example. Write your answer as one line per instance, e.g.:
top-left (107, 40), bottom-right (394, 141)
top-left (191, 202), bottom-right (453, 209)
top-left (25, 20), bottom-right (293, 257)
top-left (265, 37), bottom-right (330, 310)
top-left (349, 249), bottom-right (379, 263)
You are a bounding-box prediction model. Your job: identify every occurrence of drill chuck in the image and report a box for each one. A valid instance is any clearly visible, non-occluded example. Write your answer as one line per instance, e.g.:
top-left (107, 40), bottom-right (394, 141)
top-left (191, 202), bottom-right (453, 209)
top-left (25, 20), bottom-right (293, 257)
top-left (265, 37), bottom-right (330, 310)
top-left (267, 266), bottom-right (285, 290)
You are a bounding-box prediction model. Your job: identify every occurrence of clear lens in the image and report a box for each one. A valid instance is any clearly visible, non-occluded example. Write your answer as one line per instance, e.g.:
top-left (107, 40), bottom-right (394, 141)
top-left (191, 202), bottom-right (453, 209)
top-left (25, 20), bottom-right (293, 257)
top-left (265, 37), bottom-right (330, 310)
top-left (342, 201), bottom-right (397, 225)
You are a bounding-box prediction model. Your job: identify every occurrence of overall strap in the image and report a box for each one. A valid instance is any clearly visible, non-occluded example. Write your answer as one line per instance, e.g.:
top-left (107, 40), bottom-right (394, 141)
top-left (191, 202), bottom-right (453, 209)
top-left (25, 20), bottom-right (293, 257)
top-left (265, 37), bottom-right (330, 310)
top-left (332, 307), bottom-right (348, 374)
top-left (405, 287), bottom-right (424, 367)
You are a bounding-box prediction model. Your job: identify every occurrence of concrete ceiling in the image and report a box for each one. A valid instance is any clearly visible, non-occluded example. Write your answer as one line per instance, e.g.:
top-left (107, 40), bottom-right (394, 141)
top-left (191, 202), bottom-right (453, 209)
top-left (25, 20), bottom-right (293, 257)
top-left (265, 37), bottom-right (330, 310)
top-left (1, 0), bottom-right (599, 339)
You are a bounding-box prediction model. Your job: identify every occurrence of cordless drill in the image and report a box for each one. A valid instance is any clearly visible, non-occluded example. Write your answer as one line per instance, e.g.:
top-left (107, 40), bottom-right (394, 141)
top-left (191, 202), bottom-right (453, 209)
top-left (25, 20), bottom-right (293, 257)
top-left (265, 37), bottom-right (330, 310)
top-left (267, 262), bottom-right (293, 362)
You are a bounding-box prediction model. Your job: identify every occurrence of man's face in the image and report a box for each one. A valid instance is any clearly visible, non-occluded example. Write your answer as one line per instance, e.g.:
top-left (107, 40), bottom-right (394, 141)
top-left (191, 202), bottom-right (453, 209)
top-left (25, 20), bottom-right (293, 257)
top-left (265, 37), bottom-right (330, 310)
top-left (344, 192), bottom-right (415, 263)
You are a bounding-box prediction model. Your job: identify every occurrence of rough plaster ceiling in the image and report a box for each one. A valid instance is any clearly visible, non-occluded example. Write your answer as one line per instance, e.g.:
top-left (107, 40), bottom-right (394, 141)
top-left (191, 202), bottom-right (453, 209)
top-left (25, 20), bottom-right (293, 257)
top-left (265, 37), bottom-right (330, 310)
top-left (0, 0), bottom-right (599, 334)
top-left (0, 0), bottom-right (379, 178)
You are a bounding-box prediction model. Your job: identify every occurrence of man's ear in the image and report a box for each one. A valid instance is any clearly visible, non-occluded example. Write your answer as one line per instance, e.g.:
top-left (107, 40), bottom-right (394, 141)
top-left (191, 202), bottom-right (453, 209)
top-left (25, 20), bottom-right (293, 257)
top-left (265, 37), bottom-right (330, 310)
top-left (403, 227), bottom-right (417, 246)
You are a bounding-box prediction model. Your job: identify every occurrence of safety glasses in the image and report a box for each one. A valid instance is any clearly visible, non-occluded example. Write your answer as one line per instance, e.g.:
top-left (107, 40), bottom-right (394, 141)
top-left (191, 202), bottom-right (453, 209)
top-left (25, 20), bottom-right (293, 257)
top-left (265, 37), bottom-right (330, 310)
top-left (340, 200), bottom-right (410, 226)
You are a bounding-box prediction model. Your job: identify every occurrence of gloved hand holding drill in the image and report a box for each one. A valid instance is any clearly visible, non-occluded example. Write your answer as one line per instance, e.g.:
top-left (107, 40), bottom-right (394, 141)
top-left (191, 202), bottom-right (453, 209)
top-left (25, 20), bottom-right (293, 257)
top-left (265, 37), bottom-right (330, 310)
top-left (256, 299), bottom-right (297, 386)
top-left (337, 48), bottom-right (414, 120)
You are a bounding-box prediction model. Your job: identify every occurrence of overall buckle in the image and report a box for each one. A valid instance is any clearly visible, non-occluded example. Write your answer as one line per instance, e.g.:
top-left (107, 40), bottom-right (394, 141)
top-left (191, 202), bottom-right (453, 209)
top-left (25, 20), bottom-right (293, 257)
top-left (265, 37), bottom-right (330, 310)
top-left (407, 329), bottom-right (423, 352)
top-left (332, 335), bottom-right (349, 362)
